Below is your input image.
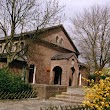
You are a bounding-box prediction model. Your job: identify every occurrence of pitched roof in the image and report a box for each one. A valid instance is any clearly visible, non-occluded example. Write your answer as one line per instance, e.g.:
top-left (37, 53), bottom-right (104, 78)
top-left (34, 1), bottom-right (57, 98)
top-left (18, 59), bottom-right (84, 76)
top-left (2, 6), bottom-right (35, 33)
top-left (0, 25), bottom-right (63, 40)
top-left (51, 53), bottom-right (77, 60)
top-left (0, 24), bottom-right (79, 54)
top-left (0, 53), bottom-right (27, 62)
top-left (59, 25), bottom-right (79, 55)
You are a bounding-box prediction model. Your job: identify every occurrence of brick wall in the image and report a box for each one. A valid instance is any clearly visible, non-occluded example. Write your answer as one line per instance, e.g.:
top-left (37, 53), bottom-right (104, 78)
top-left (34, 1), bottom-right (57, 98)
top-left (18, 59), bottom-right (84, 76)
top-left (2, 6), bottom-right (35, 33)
top-left (32, 84), bottom-right (67, 99)
top-left (43, 28), bottom-right (75, 52)
top-left (27, 28), bottom-right (79, 86)
top-left (50, 55), bottom-right (79, 87)
top-left (27, 42), bottom-right (62, 84)
top-left (0, 25), bottom-right (80, 87)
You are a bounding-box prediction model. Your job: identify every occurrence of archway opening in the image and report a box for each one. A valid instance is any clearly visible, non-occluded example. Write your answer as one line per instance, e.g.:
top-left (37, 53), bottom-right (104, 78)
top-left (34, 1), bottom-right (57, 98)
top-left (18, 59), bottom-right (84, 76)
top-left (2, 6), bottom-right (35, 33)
top-left (69, 67), bottom-right (75, 86)
top-left (28, 64), bottom-right (36, 83)
top-left (53, 66), bottom-right (62, 85)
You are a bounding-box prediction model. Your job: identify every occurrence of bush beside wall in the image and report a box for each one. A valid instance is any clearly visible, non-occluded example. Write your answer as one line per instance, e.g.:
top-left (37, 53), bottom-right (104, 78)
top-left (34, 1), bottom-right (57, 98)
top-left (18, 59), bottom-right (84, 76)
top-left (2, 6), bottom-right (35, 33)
top-left (0, 68), bottom-right (37, 99)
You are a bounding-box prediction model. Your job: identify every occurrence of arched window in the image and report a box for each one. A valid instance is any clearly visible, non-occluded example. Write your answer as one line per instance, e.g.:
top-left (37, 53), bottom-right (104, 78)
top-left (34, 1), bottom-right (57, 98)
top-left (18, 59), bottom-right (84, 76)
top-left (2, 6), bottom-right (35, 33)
top-left (21, 42), bottom-right (25, 49)
top-left (56, 36), bottom-right (59, 43)
top-left (59, 38), bottom-right (63, 45)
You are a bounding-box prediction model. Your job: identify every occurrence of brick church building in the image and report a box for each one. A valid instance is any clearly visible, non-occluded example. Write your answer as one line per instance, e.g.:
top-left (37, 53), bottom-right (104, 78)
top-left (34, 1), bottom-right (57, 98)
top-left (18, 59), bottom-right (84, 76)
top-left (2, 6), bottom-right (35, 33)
top-left (0, 25), bottom-right (88, 87)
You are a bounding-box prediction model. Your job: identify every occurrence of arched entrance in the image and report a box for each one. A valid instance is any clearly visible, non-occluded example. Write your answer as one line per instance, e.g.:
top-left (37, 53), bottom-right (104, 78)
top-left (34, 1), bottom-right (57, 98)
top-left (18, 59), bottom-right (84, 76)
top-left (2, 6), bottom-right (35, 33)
top-left (28, 64), bottom-right (36, 84)
top-left (53, 66), bottom-right (62, 85)
top-left (69, 67), bottom-right (75, 86)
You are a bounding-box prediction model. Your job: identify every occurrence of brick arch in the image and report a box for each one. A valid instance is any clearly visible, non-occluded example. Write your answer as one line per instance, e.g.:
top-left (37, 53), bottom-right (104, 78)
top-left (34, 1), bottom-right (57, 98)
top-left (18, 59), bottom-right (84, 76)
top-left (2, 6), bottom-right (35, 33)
top-left (53, 66), bottom-right (62, 85)
top-left (69, 67), bottom-right (75, 86)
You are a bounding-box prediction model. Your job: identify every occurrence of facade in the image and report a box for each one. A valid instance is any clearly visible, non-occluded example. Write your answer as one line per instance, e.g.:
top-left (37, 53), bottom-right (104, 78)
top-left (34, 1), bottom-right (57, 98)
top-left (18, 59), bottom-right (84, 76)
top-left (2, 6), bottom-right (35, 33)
top-left (0, 25), bottom-right (87, 87)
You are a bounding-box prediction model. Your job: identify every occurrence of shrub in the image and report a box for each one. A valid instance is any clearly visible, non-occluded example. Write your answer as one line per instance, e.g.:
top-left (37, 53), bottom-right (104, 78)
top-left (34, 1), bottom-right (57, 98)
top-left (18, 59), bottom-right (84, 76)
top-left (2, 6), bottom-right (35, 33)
top-left (83, 69), bottom-right (110, 110)
top-left (0, 68), bottom-right (32, 93)
top-left (89, 74), bottom-right (96, 80)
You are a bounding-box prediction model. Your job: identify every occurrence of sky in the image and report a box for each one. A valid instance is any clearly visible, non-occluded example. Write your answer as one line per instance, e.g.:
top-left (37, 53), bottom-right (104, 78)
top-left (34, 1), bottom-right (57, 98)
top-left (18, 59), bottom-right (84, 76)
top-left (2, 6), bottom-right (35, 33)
top-left (59, 0), bottom-right (110, 28)
top-left (59, 0), bottom-right (110, 62)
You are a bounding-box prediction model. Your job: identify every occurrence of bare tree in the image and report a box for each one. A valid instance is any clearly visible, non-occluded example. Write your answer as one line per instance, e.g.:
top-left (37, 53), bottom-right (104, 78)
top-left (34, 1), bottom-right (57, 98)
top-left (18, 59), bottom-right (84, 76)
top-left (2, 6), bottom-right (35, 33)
top-left (0, 0), bottom-right (64, 66)
top-left (70, 5), bottom-right (110, 72)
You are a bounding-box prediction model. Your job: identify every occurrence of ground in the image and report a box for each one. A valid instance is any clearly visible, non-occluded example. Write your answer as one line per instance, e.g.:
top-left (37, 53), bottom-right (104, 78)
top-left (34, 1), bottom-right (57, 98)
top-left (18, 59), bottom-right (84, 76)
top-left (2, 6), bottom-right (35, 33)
top-left (0, 87), bottom-right (84, 110)
top-left (0, 99), bottom-right (76, 110)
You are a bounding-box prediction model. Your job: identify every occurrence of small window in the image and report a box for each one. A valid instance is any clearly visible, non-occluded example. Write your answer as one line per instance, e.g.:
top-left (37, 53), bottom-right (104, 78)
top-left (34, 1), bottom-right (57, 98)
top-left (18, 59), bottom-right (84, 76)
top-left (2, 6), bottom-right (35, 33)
top-left (56, 36), bottom-right (59, 43)
top-left (59, 38), bottom-right (63, 45)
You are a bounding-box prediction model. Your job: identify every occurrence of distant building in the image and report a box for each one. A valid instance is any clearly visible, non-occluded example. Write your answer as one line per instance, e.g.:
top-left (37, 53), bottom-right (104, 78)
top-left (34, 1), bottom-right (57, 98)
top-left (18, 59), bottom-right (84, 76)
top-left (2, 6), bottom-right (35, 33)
top-left (0, 25), bottom-right (88, 87)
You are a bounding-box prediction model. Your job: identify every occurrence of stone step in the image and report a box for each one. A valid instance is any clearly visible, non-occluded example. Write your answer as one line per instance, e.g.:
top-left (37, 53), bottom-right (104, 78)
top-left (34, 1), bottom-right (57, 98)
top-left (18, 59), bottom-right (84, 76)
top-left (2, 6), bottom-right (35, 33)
top-left (49, 90), bottom-right (85, 104)
top-left (49, 87), bottom-right (85, 104)
top-left (49, 97), bottom-right (83, 104)
top-left (55, 94), bottom-right (84, 101)
top-left (62, 92), bottom-right (84, 97)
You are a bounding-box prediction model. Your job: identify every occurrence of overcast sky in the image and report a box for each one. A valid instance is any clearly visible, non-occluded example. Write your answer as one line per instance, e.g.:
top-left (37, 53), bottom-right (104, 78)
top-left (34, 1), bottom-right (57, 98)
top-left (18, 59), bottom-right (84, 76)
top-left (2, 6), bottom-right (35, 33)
top-left (59, 0), bottom-right (110, 62)
top-left (59, 0), bottom-right (110, 27)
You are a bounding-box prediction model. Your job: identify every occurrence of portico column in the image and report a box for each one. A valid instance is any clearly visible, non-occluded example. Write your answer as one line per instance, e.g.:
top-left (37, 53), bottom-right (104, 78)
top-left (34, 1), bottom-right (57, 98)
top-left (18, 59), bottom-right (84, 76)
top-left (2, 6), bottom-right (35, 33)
top-left (33, 66), bottom-right (36, 84)
top-left (79, 73), bottom-right (82, 86)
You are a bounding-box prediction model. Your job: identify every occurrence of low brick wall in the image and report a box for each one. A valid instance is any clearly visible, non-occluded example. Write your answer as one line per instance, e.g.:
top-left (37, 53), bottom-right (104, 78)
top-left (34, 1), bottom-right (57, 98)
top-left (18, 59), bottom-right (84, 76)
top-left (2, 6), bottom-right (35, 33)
top-left (32, 84), bottom-right (67, 99)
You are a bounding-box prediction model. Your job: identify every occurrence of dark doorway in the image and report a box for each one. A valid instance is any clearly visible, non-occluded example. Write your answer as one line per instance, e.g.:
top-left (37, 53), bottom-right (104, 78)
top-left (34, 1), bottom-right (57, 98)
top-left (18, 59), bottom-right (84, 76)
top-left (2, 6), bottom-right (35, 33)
top-left (53, 66), bottom-right (62, 85)
top-left (69, 67), bottom-right (75, 86)
top-left (29, 64), bottom-right (35, 83)
top-left (71, 67), bottom-right (75, 74)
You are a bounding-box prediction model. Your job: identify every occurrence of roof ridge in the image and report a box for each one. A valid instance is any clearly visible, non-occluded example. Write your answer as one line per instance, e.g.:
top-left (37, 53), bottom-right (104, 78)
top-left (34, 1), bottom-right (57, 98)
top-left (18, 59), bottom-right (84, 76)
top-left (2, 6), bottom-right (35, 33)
top-left (0, 24), bottom-right (63, 40)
